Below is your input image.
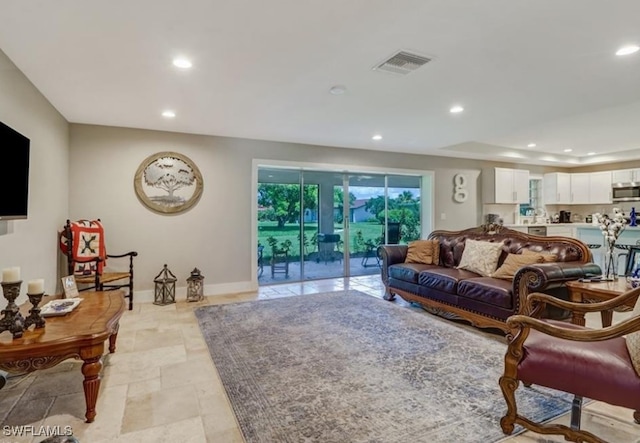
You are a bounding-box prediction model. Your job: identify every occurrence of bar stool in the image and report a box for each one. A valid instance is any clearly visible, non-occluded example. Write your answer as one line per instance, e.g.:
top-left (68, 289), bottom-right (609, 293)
top-left (613, 243), bottom-right (633, 275)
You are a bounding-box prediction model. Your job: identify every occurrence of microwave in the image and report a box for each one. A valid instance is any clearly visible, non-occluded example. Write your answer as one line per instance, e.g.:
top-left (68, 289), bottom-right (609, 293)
top-left (612, 183), bottom-right (640, 202)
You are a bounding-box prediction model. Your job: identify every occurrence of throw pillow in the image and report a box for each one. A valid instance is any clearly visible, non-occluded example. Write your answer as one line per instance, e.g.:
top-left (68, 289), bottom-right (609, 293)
top-left (522, 249), bottom-right (558, 263)
top-left (457, 239), bottom-right (504, 277)
top-left (405, 239), bottom-right (440, 265)
top-left (492, 252), bottom-right (545, 280)
top-left (625, 293), bottom-right (640, 376)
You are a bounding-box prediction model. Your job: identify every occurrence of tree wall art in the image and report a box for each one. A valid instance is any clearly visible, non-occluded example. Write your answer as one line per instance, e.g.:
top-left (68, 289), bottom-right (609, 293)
top-left (134, 151), bottom-right (203, 214)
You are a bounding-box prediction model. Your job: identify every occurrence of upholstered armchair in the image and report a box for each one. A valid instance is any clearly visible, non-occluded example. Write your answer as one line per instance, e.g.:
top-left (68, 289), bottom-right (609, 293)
top-left (500, 287), bottom-right (640, 443)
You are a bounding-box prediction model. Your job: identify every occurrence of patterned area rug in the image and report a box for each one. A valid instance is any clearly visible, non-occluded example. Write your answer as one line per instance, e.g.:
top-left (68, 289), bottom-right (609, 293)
top-left (195, 290), bottom-right (572, 443)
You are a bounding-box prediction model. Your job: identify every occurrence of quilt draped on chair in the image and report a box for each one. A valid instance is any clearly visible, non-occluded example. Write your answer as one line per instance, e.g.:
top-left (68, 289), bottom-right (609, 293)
top-left (59, 219), bottom-right (107, 275)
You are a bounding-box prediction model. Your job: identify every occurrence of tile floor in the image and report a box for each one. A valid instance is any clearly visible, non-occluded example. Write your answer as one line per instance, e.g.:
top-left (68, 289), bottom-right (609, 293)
top-left (3, 275), bottom-right (639, 442)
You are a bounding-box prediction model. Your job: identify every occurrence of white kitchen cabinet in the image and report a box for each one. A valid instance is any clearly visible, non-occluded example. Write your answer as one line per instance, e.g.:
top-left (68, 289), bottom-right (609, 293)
top-left (545, 171), bottom-right (611, 205)
top-left (543, 172), bottom-right (571, 204)
top-left (546, 226), bottom-right (576, 238)
top-left (570, 173), bottom-right (590, 204)
top-left (589, 171), bottom-right (612, 204)
top-left (611, 169), bottom-right (640, 184)
top-left (483, 167), bottom-right (530, 204)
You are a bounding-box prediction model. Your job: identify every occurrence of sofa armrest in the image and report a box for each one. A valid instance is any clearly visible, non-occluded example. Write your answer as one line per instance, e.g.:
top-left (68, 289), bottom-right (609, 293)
top-left (513, 262), bottom-right (602, 316)
top-left (378, 244), bottom-right (408, 286)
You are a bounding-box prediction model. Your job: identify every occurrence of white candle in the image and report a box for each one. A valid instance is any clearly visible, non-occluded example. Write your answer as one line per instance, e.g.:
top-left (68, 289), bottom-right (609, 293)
top-left (27, 278), bottom-right (44, 294)
top-left (2, 267), bottom-right (20, 282)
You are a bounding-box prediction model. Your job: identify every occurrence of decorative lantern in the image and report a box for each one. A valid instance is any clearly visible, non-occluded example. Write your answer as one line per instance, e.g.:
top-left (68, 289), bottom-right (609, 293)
top-left (186, 268), bottom-right (204, 302)
top-left (153, 264), bottom-right (176, 305)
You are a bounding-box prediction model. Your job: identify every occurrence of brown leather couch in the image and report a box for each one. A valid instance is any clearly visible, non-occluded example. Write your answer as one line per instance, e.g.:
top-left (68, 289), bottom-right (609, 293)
top-left (378, 224), bottom-right (601, 334)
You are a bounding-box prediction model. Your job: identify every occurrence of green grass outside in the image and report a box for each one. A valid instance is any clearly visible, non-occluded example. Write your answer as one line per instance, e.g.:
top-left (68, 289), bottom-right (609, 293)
top-left (258, 221), bottom-right (385, 261)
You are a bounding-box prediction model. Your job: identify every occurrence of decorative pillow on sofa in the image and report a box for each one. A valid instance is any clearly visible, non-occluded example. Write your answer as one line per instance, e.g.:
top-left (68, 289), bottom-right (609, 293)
top-left (405, 239), bottom-right (440, 265)
top-left (457, 239), bottom-right (504, 277)
top-left (522, 249), bottom-right (558, 263)
top-left (492, 253), bottom-right (545, 280)
top-left (625, 294), bottom-right (640, 376)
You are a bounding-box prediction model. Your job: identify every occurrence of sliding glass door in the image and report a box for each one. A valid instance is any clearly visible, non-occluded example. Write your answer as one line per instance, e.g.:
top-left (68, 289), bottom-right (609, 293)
top-left (257, 167), bottom-right (424, 285)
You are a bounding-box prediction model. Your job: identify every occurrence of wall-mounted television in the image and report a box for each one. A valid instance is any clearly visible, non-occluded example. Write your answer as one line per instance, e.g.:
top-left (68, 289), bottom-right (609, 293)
top-left (0, 121), bottom-right (30, 220)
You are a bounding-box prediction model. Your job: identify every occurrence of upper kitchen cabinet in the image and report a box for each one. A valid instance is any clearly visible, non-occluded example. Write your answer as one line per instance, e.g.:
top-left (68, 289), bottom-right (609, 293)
top-left (545, 171), bottom-right (612, 205)
top-left (570, 173), bottom-right (590, 204)
top-left (611, 169), bottom-right (640, 184)
top-left (543, 172), bottom-right (571, 204)
top-left (589, 171), bottom-right (612, 204)
top-left (483, 167), bottom-right (530, 204)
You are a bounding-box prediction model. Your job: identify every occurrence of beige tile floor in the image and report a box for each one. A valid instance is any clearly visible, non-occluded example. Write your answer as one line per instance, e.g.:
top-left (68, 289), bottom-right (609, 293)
top-left (6, 275), bottom-right (640, 442)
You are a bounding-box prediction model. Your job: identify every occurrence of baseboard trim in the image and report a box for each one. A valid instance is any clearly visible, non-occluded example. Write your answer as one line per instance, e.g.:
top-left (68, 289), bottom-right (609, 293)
top-left (133, 280), bottom-right (258, 304)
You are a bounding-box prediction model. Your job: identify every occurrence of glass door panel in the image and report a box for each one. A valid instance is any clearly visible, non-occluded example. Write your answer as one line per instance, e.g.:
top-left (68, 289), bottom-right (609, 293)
top-left (387, 175), bottom-right (422, 243)
top-left (302, 171), bottom-right (345, 281)
top-left (257, 168), bottom-right (303, 283)
top-left (347, 174), bottom-right (387, 276)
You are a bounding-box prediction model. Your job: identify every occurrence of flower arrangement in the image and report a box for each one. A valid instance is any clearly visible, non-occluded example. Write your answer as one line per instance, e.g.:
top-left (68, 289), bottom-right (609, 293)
top-left (593, 208), bottom-right (627, 278)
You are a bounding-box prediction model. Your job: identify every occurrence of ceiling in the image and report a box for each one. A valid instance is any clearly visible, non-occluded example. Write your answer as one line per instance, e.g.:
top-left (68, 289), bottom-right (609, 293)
top-left (1, 0), bottom-right (640, 168)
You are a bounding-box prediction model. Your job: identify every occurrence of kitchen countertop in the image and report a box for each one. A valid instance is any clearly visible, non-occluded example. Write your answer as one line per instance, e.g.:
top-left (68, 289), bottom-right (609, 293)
top-left (504, 223), bottom-right (640, 229)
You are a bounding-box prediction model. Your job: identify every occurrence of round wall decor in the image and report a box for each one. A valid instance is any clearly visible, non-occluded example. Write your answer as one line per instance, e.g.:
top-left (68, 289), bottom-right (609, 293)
top-left (134, 151), bottom-right (203, 214)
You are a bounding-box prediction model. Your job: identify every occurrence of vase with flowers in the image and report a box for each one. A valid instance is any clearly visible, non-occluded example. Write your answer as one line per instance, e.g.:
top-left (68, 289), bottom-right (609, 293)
top-left (593, 208), bottom-right (627, 280)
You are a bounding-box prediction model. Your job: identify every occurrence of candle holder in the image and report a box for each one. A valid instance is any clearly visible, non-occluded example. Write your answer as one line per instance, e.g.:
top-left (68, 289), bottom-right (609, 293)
top-left (24, 292), bottom-right (46, 330)
top-left (0, 281), bottom-right (26, 339)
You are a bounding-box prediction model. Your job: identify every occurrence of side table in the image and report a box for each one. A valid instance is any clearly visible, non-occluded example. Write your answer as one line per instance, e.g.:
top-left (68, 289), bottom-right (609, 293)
top-left (565, 279), bottom-right (637, 327)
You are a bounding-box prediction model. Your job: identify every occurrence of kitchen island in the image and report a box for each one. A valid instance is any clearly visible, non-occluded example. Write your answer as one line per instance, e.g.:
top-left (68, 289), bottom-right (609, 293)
top-left (504, 223), bottom-right (640, 275)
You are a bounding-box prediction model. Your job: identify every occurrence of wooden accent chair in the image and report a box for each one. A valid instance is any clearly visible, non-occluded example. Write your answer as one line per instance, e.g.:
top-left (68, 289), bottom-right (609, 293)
top-left (500, 288), bottom-right (640, 442)
top-left (60, 219), bottom-right (137, 310)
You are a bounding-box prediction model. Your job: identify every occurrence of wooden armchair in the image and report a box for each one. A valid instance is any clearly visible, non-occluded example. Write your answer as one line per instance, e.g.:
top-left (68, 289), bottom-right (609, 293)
top-left (499, 287), bottom-right (640, 443)
top-left (60, 219), bottom-right (138, 310)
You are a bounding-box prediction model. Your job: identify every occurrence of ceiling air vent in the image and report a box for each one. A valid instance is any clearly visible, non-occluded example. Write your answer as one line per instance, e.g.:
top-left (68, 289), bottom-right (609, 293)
top-left (373, 51), bottom-right (432, 75)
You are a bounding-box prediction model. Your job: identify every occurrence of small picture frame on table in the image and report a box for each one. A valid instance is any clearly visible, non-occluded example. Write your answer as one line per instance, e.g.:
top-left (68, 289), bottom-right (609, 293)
top-left (61, 275), bottom-right (79, 298)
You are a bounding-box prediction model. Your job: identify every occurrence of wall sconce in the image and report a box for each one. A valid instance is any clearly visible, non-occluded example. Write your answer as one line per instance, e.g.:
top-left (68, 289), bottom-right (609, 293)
top-left (153, 264), bottom-right (176, 305)
top-left (186, 268), bottom-right (204, 302)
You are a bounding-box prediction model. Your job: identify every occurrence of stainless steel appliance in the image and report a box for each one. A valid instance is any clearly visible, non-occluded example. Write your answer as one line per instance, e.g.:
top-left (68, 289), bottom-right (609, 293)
top-left (559, 211), bottom-right (571, 223)
top-left (527, 226), bottom-right (547, 236)
top-left (612, 183), bottom-right (640, 202)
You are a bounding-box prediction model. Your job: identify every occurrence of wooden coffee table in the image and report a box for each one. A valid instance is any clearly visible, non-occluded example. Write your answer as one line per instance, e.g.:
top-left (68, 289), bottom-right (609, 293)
top-left (0, 290), bottom-right (125, 422)
top-left (565, 279), bottom-right (637, 327)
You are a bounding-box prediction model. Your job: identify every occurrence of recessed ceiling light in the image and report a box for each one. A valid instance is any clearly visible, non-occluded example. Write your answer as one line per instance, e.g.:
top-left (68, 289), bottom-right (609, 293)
top-left (563, 148), bottom-right (572, 153)
top-left (527, 143), bottom-right (536, 148)
top-left (616, 45), bottom-right (640, 56)
top-left (162, 110), bottom-right (176, 118)
top-left (172, 58), bottom-right (192, 69)
top-left (449, 105), bottom-right (464, 113)
top-left (372, 134), bottom-right (383, 141)
top-left (329, 85), bottom-right (347, 95)
top-left (587, 152), bottom-right (596, 156)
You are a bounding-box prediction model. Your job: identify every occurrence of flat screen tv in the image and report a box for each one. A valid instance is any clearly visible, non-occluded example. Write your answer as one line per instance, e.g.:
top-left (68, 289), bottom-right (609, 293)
top-left (0, 121), bottom-right (30, 220)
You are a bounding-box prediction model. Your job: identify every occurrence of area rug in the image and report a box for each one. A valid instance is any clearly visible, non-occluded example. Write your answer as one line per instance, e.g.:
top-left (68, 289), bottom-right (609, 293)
top-left (195, 290), bottom-right (572, 443)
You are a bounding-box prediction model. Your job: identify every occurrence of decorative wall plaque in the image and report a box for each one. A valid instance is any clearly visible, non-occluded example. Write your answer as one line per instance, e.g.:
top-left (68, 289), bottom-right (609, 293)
top-left (134, 152), bottom-right (204, 214)
top-left (452, 173), bottom-right (468, 203)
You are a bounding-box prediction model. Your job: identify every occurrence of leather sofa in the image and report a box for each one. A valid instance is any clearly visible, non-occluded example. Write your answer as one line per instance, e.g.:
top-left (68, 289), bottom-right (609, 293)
top-left (378, 224), bottom-right (601, 334)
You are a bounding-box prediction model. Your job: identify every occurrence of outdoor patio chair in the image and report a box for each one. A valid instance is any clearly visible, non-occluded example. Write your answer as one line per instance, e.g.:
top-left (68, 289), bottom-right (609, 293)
top-left (385, 222), bottom-right (401, 245)
top-left (500, 288), bottom-right (640, 442)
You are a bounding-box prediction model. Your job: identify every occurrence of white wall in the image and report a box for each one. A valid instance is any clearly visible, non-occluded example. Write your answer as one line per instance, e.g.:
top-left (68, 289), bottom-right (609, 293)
top-left (69, 124), bottom-right (554, 298)
top-left (0, 49), bottom-right (69, 300)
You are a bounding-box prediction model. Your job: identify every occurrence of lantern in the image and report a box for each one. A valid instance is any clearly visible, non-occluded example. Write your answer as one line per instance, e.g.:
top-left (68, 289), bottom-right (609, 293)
top-left (186, 268), bottom-right (204, 302)
top-left (153, 264), bottom-right (176, 305)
